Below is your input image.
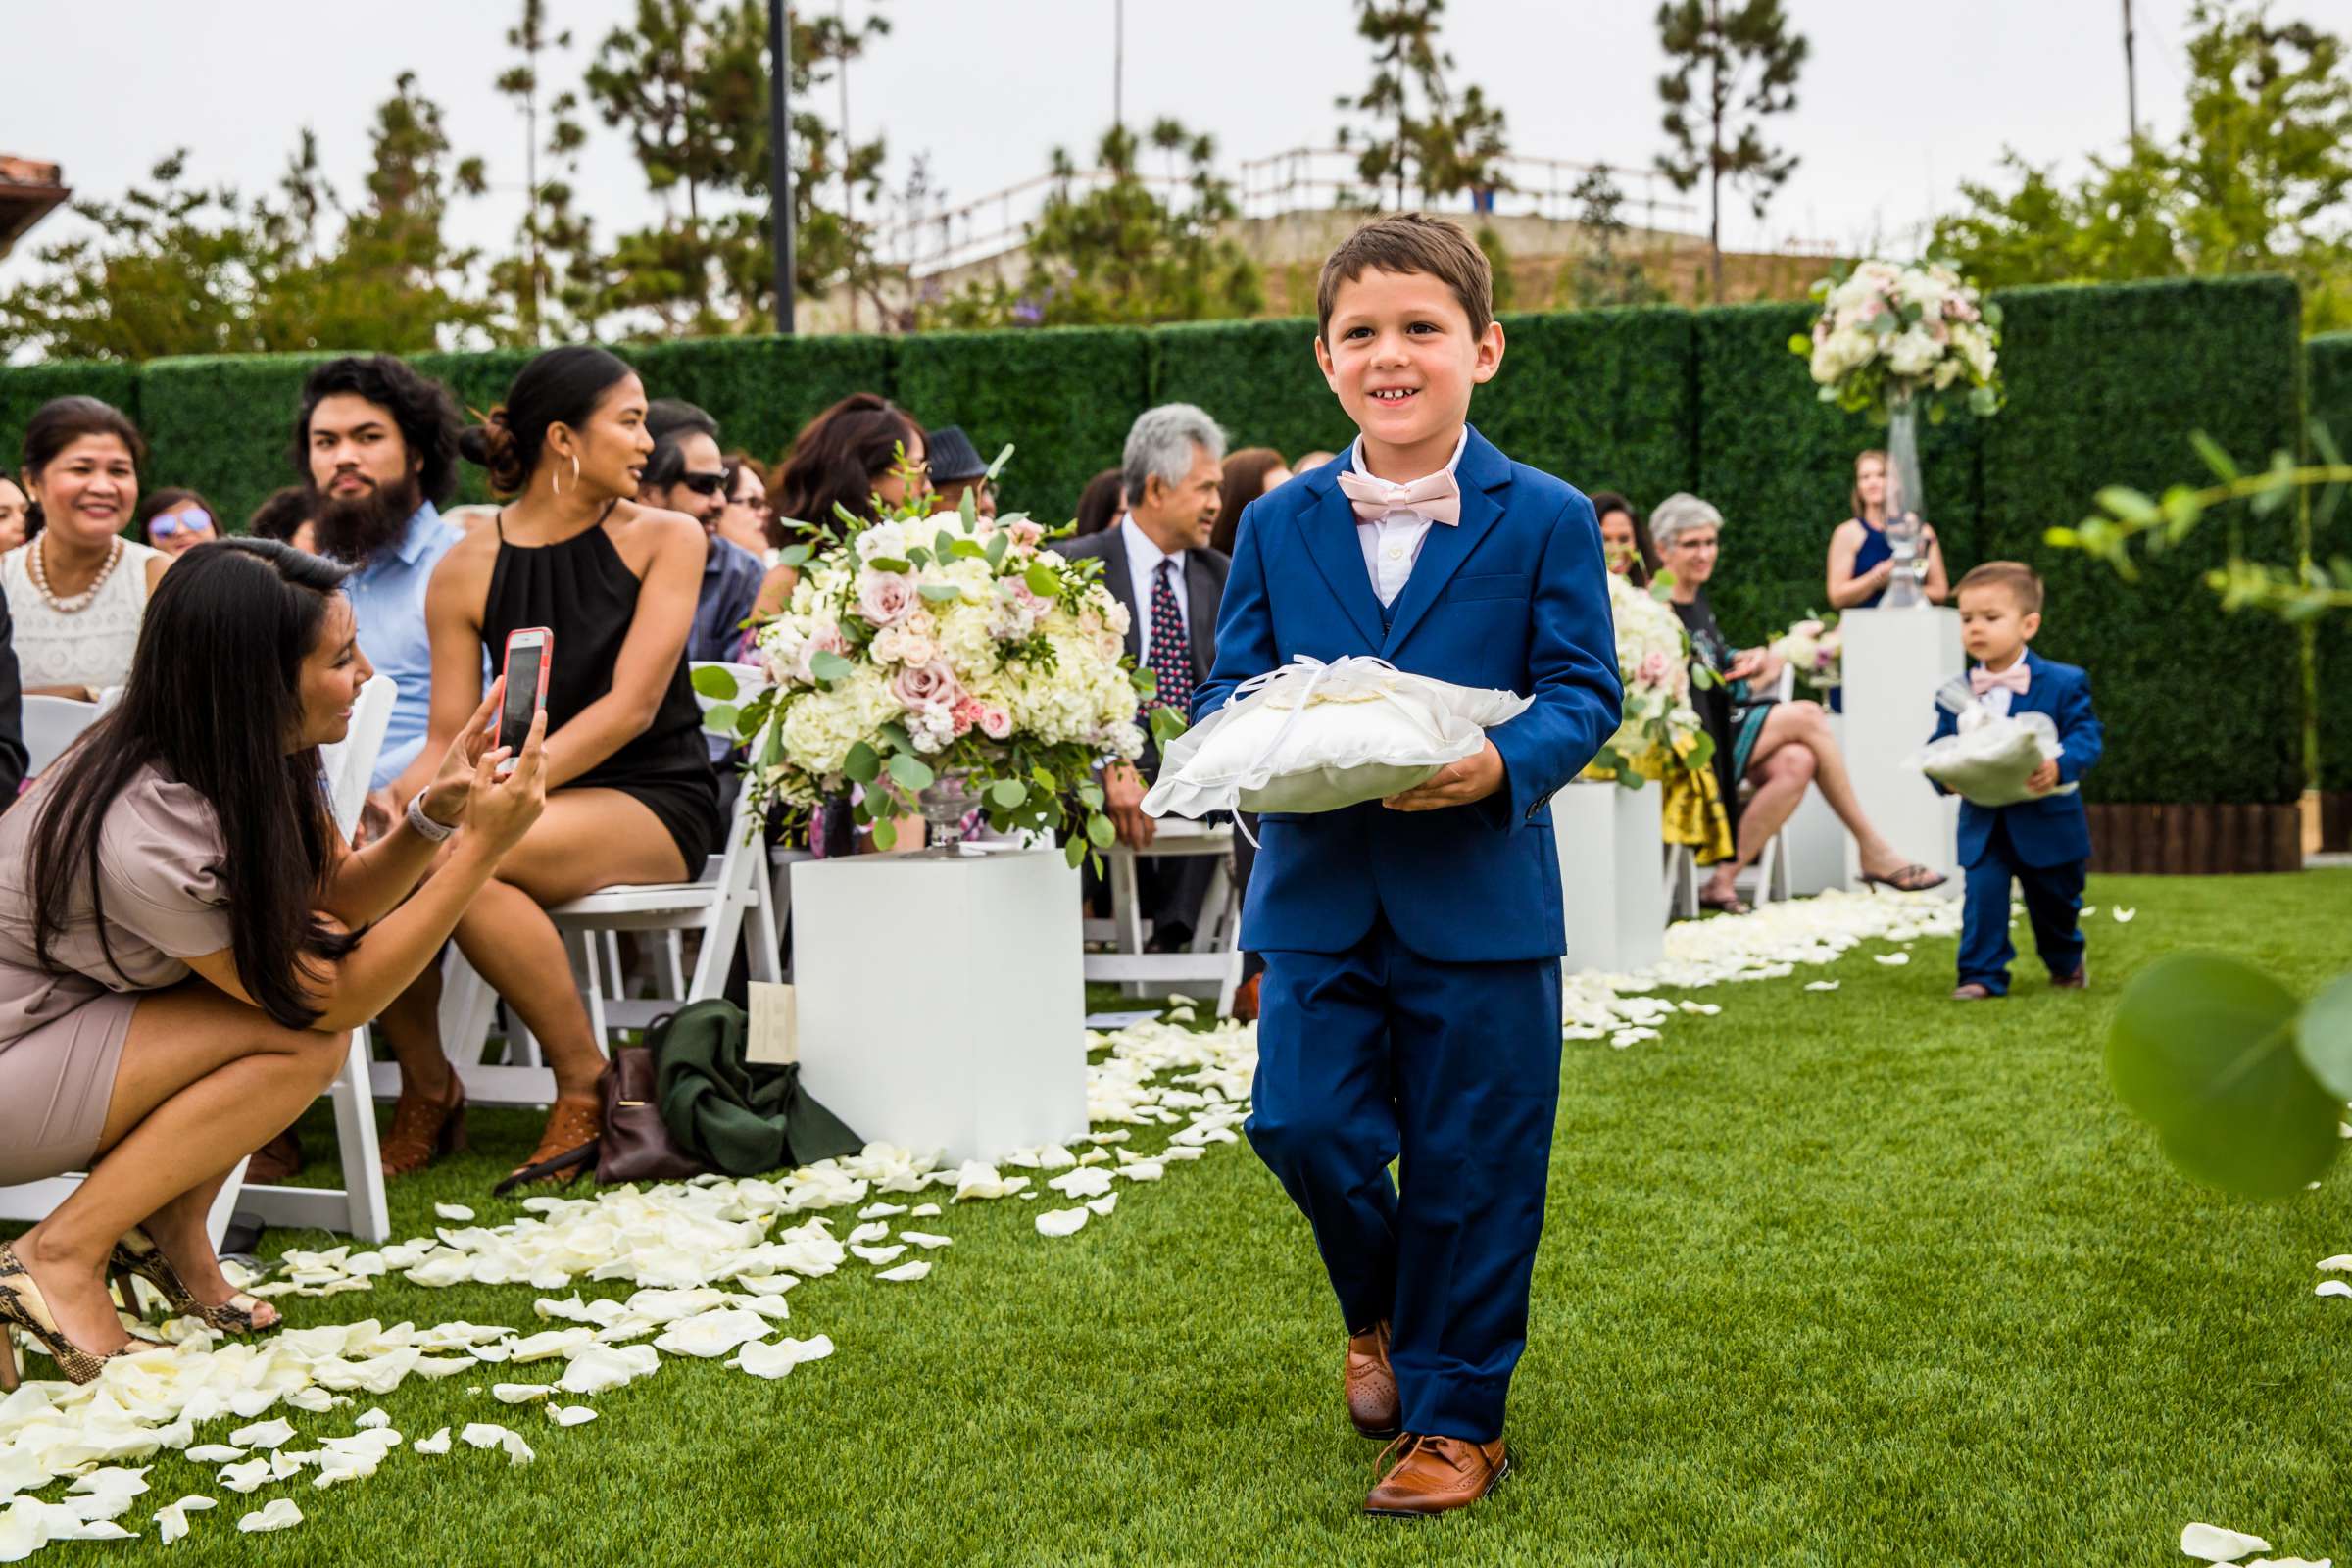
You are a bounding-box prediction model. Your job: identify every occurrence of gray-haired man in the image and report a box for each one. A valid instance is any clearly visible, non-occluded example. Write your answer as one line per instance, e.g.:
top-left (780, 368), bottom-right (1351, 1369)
top-left (1054, 403), bottom-right (1229, 941)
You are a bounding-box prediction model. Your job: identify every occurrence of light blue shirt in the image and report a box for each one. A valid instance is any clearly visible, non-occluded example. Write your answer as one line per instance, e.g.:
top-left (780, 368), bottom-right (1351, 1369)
top-left (340, 502), bottom-right (465, 790)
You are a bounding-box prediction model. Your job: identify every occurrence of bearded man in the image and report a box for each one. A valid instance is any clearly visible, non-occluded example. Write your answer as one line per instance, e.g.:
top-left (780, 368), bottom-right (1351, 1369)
top-left (291, 355), bottom-right (466, 801)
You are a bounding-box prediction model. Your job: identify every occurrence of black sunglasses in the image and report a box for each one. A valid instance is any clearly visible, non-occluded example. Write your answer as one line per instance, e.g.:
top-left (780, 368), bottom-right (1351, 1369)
top-left (677, 471), bottom-right (727, 496)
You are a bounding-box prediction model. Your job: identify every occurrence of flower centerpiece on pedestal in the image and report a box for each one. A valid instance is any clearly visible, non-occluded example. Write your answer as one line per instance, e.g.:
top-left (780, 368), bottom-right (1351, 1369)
top-left (1790, 259), bottom-right (2003, 609)
top-left (1584, 572), bottom-right (1713, 788)
top-left (713, 453), bottom-right (1184, 860)
top-left (1769, 613), bottom-right (1842, 691)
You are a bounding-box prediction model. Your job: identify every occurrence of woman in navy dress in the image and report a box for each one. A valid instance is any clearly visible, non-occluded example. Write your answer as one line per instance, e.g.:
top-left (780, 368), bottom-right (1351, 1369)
top-left (1826, 448), bottom-right (1949, 611)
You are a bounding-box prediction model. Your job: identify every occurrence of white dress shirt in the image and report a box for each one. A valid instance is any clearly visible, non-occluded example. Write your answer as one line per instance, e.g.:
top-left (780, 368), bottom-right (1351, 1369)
top-left (1116, 514), bottom-right (1190, 668)
top-left (1974, 655), bottom-right (2026, 718)
top-left (1348, 428), bottom-right (1469, 606)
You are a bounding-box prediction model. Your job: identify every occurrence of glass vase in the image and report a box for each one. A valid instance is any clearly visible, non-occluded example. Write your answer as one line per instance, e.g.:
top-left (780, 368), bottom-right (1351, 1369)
top-left (1881, 395), bottom-right (1930, 611)
top-left (913, 774), bottom-right (981, 858)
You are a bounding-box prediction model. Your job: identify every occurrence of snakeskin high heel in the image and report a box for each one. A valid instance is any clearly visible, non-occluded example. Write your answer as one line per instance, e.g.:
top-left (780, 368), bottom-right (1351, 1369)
top-left (0, 1241), bottom-right (134, 1390)
top-left (109, 1226), bottom-right (276, 1336)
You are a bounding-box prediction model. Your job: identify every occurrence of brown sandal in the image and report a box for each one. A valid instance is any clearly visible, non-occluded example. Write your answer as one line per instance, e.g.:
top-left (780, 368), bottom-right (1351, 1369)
top-left (1861, 864), bottom-right (1948, 893)
top-left (381, 1073), bottom-right (468, 1179)
top-left (494, 1098), bottom-right (602, 1196)
top-left (110, 1226), bottom-right (277, 1336)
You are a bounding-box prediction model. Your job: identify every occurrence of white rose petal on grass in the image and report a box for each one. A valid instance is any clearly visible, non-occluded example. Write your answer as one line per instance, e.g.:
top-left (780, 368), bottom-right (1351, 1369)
top-left (1048, 1166), bottom-right (1115, 1200)
top-left (1036, 1207), bottom-right (1090, 1238)
top-left (414, 1428), bottom-right (453, 1455)
top-left (2243, 1558), bottom-right (2332, 1567)
top-left (353, 1407), bottom-right (391, 1431)
top-left (2315, 1280), bottom-right (2352, 1299)
top-left (909, 1203), bottom-right (942, 1218)
top-left (874, 1260), bottom-right (932, 1283)
top-left (154, 1495), bottom-right (217, 1545)
top-left (852, 1245), bottom-right (907, 1266)
top-left (856, 1201), bottom-right (907, 1220)
top-left (237, 1499), bottom-right (304, 1534)
top-left (548, 1406), bottom-right (599, 1428)
top-left (184, 1445), bottom-right (246, 1465)
top-left (1117, 1161), bottom-right (1165, 1183)
top-left (216, 1459), bottom-right (272, 1494)
top-left (2112, 906), bottom-right (2137, 923)
top-left (899, 1232), bottom-right (953, 1250)
top-left (2318, 1255), bottom-right (2352, 1271)
top-left (282, 1386), bottom-right (336, 1413)
top-left (653, 1306), bottom-right (772, 1359)
top-left (2183, 1523), bottom-right (2273, 1561)
top-left (844, 1221), bottom-right (893, 1246)
top-left (1804, 980), bottom-right (1840, 992)
top-left (557, 1343), bottom-right (661, 1396)
top-left (492, 1383), bottom-right (556, 1403)
top-left (729, 1335), bottom-right (838, 1379)
top-left (228, 1418), bottom-right (295, 1451)
top-left (433, 1202), bottom-right (476, 1222)
top-left (1873, 952), bottom-right (1911, 966)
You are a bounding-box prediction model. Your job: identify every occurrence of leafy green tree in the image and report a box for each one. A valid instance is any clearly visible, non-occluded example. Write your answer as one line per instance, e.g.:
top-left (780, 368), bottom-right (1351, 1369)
top-left (922, 122), bottom-right (1260, 330)
top-left (1654, 0), bottom-right (1809, 302)
top-left (1559, 169), bottom-right (1665, 309)
top-left (1935, 2), bottom-right (2352, 332)
top-left (1334, 0), bottom-right (1510, 209)
top-left (489, 0), bottom-right (596, 344)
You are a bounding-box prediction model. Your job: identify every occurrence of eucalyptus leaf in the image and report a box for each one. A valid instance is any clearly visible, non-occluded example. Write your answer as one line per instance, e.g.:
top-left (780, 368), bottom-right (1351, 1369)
top-left (888, 753), bottom-right (936, 791)
top-left (690, 665), bottom-right (740, 701)
top-left (871, 817), bottom-right (897, 852)
top-left (2294, 973), bottom-right (2352, 1100)
top-left (990, 779), bottom-right (1028, 808)
top-left (777, 543), bottom-right (813, 567)
top-left (844, 741), bottom-right (882, 785)
top-left (1086, 813), bottom-right (1115, 849)
top-left (809, 650), bottom-right (853, 684)
top-left (2106, 954), bottom-right (2337, 1198)
top-left (985, 442), bottom-right (1015, 482)
top-left (1150, 706), bottom-right (1189, 746)
top-left (918, 582), bottom-right (965, 602)
top-left (866, 556), bottom-right (911, 573)
top-left (1062, 836), bottom-right (1087, 869)
top-left (1024, 562), bottom-right (1061, 599)
top-left (984, 531), bottom-right (1009, 568)
top-left (703, 703), bottom-right (739, 736)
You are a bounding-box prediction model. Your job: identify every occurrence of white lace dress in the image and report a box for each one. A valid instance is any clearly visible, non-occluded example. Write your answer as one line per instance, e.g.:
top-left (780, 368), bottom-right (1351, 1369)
top-left (0, 539), bottom-right (160, 695)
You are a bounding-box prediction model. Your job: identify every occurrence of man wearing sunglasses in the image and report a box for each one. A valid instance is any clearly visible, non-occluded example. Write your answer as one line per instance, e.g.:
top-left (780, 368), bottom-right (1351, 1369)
top-left (640, 406), bottom-right (765, 679)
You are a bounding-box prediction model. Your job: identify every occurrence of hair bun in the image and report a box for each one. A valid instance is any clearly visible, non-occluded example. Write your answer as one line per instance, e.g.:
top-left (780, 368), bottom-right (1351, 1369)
top-left (458, 406), bottom-right (527, 495)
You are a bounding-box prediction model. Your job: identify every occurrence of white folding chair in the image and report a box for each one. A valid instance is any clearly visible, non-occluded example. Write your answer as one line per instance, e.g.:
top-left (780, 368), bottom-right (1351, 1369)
top-left (236, 673), bottom-right (399, 1242)
top-left (22, 694), bottom-right (102, 775)
top-left (0, 677), bottom-right (400, 1246)
top-left (1082, 818), bottom-right (1243, 1015)
top-left (418, 663), bottom-right (783, 1106)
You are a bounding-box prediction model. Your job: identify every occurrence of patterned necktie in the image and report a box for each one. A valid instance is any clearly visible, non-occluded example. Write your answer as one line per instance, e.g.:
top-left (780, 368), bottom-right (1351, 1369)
top-left (1147, 559), bottom-right (1194, 717)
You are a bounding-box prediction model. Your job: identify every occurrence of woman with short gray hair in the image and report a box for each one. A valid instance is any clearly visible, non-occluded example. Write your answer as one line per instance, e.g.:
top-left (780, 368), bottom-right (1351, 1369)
top-left (1650, 491), bottom-right (1945, 913)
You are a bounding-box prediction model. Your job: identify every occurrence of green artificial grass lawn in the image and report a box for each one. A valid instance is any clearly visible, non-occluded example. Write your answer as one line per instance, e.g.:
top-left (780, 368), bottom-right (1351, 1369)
top-left (22, 870), bottom-right (2352, 1566)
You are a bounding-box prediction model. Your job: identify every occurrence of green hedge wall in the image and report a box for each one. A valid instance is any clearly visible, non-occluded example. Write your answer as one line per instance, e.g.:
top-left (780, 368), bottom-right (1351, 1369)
top-left (2308, 331), bottom-right (2352, 792)
top-left (890, 325), bottom-right (1152, 523)
top-left (1693, 301), bottom-right (1984, 648)
top-left (1982, 276), bottom-right (2304, 805)
top-left (0, 276), bottom-right (2312, 805)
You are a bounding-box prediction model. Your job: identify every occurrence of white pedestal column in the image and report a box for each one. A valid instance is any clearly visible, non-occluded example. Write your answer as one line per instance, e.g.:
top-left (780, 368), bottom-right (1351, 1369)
top-left (1783, 710), bottom-right (1856, 895)
top-left (1839, 609), bottom-right (1963, 894)
top-left (1553, 780), bottom-right (1666, 974)
top-left (791, 850), bottom-right (1089, 1165)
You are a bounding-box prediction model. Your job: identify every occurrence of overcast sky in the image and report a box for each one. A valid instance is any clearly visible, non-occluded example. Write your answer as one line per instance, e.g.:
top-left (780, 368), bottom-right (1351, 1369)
top-left (2, 0), bottom-right (2206, 298)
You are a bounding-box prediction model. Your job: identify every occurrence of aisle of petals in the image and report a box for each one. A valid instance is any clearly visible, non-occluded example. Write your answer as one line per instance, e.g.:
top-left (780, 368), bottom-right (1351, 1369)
top-left (3, 892), bottom-right (1958, 1557)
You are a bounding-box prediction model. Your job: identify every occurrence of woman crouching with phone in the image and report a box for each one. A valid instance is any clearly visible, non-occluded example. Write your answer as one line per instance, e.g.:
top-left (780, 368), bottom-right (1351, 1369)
top-left (381, 346), bottom-right (719, 1190)
top-left (0, 540), bottom-right (545, 1383)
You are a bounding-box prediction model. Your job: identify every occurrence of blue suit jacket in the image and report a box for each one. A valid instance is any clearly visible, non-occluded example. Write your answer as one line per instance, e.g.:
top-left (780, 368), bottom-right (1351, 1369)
top-left (1927, 649), bottom-right (2102, 869)
top-left (1193, 427), bottom-right (1622, 962)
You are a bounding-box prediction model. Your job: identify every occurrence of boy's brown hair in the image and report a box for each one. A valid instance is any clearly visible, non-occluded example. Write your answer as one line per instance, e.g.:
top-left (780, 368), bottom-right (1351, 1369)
top-left (1956, 560), bottom-right (2045, 614)
top-left (1315, 213), bottom-right (1494, 344)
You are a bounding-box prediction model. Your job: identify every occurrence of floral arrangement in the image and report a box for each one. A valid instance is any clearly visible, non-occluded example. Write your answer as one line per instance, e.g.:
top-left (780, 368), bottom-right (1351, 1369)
top-left (1789, 259), bottom-right (2002, 421)
top-left (1770, 613), bottom-right (1842, 691)
top-left (1585, 572), bottom-right (1713, 787)
top-left (710, 454), bottom-right (1181, 860)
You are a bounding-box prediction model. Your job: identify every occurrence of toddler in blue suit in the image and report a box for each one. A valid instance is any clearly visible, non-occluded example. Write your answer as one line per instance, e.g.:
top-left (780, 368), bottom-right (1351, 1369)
top-left (1194, 215), bottom-right (1621, 1517)
top-left (1929, 562), bottom-right (2104, 1000)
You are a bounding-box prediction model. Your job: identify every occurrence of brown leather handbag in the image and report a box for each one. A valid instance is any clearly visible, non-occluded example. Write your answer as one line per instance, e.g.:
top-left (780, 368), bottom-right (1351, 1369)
top-left (597, 1040), bottom-right (707, 1185)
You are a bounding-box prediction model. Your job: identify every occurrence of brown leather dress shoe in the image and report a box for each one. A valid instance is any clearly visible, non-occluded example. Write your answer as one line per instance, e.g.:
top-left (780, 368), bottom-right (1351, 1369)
top-left (1231, 972), bottom-right (1262, 1024)
top-left (1344, 1321), bottom-right (1399, 1439)
top-left (2051, 966), bottom-right (2088, 990)
top-left (1364, 1433), bottom-right (1510, 1518)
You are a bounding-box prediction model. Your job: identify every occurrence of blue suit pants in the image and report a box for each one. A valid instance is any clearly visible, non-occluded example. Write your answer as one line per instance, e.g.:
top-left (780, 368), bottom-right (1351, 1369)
top-left (1958, 815), bottom-right (2086, 995)
top-left (1247, 915), bottom-right (1562, 1443)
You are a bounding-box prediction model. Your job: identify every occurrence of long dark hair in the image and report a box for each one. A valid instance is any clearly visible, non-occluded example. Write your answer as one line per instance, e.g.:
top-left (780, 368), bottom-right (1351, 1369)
top-left (1214, 448), bottom-right (1287, 556)
top-left (772, 392), bottom-right (923, 537)
top-left (29, 539), bottom-right (358, 1028)
top-left (293, 355), bottom-right (465, 507)
top-left (1590, 490), bottom-right (1659, 589)
top-left (1073, 467), bottom-right (1124, 537)
top-left (457, 345), bottom-right (635, 496)
top-left (20, 395), bottom-right (146, 543)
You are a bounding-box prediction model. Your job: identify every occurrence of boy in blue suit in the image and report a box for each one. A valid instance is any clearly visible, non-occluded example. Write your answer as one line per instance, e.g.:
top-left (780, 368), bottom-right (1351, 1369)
top-left (1194, 215), bottom-right (1622, 1517)
top-left (1930, 562), bottom-right (2104, 1000)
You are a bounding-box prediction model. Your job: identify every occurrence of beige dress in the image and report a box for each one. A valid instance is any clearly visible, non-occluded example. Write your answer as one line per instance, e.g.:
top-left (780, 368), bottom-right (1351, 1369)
top-left (0, 765), bottom-right (231, 1184)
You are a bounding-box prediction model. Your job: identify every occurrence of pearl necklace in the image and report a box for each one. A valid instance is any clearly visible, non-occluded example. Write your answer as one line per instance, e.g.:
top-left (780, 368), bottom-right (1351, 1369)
top-left (27, 534), bottom-right (124, 614)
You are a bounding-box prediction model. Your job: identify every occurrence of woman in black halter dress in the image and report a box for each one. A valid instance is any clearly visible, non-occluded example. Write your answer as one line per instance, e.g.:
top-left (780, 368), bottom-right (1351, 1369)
top-left (383, 347), bottom-right (720, 1188)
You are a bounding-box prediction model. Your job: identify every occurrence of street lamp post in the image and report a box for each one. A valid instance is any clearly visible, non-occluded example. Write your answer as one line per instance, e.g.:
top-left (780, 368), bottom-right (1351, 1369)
top-left (768, 0), bottom-right (796, 334)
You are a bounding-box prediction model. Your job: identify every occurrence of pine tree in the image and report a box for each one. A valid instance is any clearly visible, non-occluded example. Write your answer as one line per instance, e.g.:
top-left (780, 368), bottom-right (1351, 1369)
top-left (1654, 0), bottom-right (1808, 301)
top-left (1334, 0), bottom-right (1510, 209)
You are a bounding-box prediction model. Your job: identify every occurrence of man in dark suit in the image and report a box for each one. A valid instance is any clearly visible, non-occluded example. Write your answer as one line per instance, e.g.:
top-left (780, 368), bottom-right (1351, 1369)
top-left (1053, 403), bottom-right (1229, 945)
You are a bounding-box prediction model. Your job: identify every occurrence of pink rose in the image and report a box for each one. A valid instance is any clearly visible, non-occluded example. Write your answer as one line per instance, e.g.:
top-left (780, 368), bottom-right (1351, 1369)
top-left (978, 705), bottom-right (1012, 740)
top-left (1006, 520), bottom-right (1044, 550)
top-left (890, 659), bottom-right (964, 711)
top-left (796, 626), bottom-right (846, 684)
top-left (951, 696), bottom-right (983, 736)
top-left (857, 570), bottom-right (917, 627)
top-left (1639, 650), bottom-right (1671, 686)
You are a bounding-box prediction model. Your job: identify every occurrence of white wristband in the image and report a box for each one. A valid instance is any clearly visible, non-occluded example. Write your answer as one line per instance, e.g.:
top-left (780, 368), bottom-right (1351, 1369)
top-left (406, 791), bottom-right (458, 843)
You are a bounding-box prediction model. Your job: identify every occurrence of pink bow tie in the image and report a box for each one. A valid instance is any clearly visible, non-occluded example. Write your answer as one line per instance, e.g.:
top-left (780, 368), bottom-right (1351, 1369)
top-left (1971, 662), bottom-right (2030, 699)
top-left (1335, 466), bottom-right (1461, 526)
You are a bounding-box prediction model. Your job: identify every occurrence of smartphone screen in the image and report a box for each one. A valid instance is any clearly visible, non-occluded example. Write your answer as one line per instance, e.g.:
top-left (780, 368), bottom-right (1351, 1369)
top-left (501, 635), bottom-right (548, 754)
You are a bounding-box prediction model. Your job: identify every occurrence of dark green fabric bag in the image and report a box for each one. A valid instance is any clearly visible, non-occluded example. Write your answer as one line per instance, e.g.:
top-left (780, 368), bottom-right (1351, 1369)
top-left (650, 999), bottom-right (863, 1176)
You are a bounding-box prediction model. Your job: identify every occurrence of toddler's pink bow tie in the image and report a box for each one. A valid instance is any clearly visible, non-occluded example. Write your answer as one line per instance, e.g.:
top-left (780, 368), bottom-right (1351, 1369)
top-left (1970, 662), bottom-right (2030, 698)
top-left (1335, 467), bottom-right (1461, 526)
